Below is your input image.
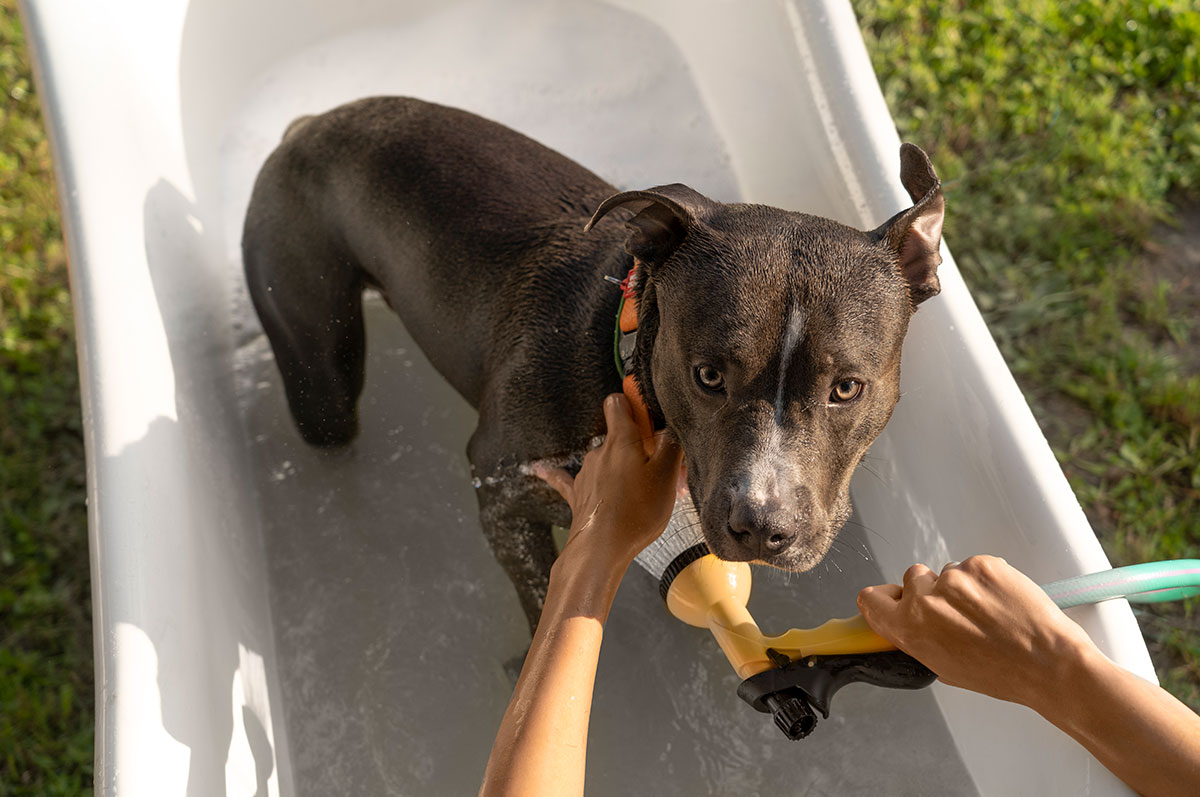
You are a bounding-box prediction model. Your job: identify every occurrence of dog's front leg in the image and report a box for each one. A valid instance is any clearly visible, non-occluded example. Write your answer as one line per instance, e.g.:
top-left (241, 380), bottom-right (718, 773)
top-left (472, 476), bottom-right (565, 634)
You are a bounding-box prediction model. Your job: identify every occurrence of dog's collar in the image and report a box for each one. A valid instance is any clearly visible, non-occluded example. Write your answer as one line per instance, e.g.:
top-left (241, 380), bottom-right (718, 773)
top-left (608, 259), bottom-right (655, 445)
top-left (612, 263), bottom-right (640, 379)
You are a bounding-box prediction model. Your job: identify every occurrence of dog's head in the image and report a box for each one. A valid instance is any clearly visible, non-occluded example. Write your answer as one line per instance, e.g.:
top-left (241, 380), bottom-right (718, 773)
top-left (587, 144), bottom-right (944, 570)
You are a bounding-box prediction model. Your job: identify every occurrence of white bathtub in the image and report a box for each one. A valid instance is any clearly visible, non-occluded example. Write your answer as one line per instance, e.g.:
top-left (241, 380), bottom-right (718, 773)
top-left (23, 0), bottom-right (1153, 794)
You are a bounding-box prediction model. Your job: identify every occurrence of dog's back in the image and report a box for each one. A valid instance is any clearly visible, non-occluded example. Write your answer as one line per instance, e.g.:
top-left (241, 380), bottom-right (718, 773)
top-left (242, 97), bottom-right (624, 445)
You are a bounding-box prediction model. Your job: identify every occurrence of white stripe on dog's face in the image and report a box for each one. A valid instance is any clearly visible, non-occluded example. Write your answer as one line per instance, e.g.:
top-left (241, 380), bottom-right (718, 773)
top-left (774, 303), bottom-right (805, 424)
top-left (743, 303), bottom-right (806, 506)
top-left (745, 421), bottom-right (782, 506)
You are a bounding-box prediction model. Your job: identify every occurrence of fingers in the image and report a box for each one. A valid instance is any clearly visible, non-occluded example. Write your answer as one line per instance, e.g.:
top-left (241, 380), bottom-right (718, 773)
top-left (859, 565), bottom-right (936, 641)
top-left (902, 563), bottom-right (937, 594)
top-left (601, 393), bottom-right (640, 447)
top-left (860, 564), bottom-right (939, 612)
top-left (858, 583), bottom-right (902, 614)
top-left (601, 394), bottom-right (678, 474)
top-left (529, 461), bottom-right (574, 504)
top-left (858, 582), bottom-right (903, 641)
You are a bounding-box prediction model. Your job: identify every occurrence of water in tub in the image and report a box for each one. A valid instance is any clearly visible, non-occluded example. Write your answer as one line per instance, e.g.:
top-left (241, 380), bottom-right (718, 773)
top-left (216, 3), bottom-right (977, 793)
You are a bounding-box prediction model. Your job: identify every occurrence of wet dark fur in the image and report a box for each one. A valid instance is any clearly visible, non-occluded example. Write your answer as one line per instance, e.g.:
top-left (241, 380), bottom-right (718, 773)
top-left (242, 96), bottom-right (944, 631)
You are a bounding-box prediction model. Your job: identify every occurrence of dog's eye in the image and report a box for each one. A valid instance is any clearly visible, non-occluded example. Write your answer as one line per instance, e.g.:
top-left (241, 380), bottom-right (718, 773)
top-left (830, 379), bottom-right (863, 403)
top-left (695, 365), bottom-right (725, 393)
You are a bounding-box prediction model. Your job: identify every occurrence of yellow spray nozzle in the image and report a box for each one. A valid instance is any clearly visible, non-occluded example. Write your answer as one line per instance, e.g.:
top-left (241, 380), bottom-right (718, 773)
top-left (663, 553), bottom-right (895, 679)
top-left (629, 453), bottom-right (933, 738)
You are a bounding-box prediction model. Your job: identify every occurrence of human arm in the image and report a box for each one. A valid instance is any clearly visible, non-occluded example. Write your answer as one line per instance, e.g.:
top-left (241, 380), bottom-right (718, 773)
top-left (479, 394), bottom-right (682, 797)
top-left (857, 555), bottom-right (1200, 797)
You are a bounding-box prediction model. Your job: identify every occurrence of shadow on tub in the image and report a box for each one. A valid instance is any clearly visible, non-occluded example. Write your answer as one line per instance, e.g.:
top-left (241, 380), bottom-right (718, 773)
top-left (128, 178), bottom-right (280, 796)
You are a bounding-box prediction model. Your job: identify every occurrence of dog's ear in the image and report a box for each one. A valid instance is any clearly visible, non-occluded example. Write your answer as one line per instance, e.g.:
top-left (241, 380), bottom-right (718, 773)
top-left (585, 184), bottom-right (712, 267)
top-left (873, 143), bottom-right (945, 306)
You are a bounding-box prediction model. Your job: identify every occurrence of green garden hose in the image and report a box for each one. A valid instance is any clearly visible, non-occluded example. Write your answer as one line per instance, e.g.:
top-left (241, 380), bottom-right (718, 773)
top-left (1042, 560), bottom-right (1200, 609)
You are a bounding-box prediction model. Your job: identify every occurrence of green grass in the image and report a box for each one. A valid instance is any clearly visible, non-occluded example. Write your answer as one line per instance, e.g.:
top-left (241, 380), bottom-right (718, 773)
top-left (0, 0), bottom-right (1196, 789)
top-left (0, 1), bottom-right (94, 794)
top-left (853, 0), bottom-right (1200, 706)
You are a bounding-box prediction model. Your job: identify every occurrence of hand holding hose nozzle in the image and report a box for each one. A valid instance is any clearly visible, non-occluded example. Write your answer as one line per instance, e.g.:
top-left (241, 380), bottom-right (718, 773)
top-left (615, 386), bottom-right (1200, 741)
top-left (635, 498), bottom-right (1200, 740)
top-left (634, 499), bottom-right (937, 739)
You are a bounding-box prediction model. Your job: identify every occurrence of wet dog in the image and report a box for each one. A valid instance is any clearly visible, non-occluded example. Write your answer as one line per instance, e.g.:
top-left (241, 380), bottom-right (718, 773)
top-left (242, 96), bottom-right (944, 631)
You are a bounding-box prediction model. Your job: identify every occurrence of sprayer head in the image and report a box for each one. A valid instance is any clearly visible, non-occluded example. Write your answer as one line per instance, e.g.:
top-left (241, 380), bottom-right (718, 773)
top-left (634, 495), bottom-right (710, 599)
top-left (764, 693), bottom-right (818, 740)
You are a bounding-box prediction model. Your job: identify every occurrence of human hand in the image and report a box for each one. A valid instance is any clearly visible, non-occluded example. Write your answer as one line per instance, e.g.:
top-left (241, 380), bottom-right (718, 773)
top-left (857, 555), bottom-right (1100, 709)
top-left (532, 393), bottom-right (682, 570)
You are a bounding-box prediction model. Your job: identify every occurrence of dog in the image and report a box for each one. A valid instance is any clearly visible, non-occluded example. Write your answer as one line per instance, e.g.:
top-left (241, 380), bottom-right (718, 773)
top-left (242, 96), bottom-right (944, 632)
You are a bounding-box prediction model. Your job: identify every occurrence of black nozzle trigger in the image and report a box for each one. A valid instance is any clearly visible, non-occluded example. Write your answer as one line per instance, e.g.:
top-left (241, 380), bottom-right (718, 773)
top-left (737, 649), bottom-right (937, 740)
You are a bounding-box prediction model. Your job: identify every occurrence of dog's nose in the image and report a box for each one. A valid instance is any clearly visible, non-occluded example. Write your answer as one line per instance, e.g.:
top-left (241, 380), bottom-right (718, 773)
top-left (727, 493), bottom-right (798, 557)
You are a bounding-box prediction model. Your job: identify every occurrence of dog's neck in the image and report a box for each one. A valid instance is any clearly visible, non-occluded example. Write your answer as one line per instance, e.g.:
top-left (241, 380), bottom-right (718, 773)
top-left (613, 263), bottom-right (640, 379)
top-left (612, 258), bottom-right (658, 449)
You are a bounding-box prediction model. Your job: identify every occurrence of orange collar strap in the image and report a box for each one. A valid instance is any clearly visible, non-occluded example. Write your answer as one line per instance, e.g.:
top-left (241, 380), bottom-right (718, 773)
top-left (613, 264), bottom-right (639, 377)
top-left (611, 259), bottom-right (655, 452)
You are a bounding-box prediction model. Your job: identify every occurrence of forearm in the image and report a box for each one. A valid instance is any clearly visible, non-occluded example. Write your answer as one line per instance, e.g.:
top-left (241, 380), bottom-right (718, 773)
top-left (481, 395), bottom-right (681, 795)
top-left (480, 554), bottom-right (625, 797)
top-left (1032, 641), bottom-right (1200, 797)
